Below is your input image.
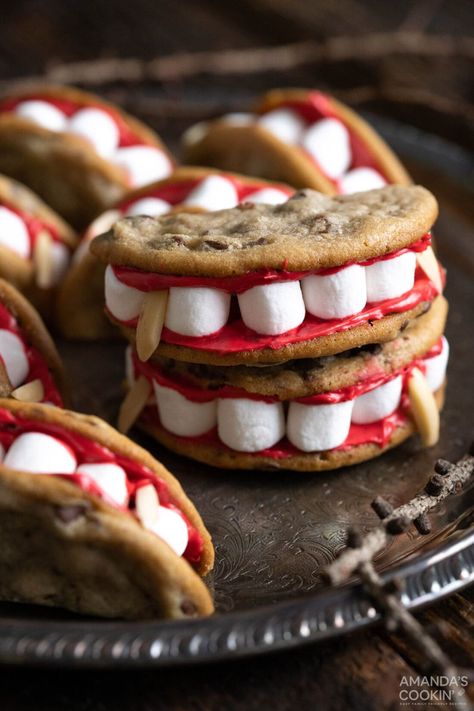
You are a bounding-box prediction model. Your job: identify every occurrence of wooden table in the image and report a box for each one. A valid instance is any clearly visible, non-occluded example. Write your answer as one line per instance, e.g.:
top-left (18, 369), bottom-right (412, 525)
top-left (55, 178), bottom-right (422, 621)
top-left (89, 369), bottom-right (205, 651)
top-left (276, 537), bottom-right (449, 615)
top-left (1, 1), bottom-right (473, 708)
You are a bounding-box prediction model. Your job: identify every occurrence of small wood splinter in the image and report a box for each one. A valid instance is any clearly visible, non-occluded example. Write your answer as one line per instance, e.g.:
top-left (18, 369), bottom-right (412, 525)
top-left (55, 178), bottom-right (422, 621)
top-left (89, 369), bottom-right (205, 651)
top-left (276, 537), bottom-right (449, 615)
top-left (417, 246), bottom-right (443, 294)
top-left (135, 483), bottom-right (160, 530)
top-left (136, 290), bottom-right (168, 362)
top-left (408, 367), bottom-right (440, 447)
top-left (11, 379), bottom-right (44, 403)
top-left (117, 375), bottom-right (151, 434)
top-left (34, 229), bottom-right (54, 289)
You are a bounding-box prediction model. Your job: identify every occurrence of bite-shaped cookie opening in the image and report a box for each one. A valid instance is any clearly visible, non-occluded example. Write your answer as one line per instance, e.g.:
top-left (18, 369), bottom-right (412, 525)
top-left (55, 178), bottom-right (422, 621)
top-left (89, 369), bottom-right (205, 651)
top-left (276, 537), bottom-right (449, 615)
top-left (183, 89), bottom-right (411, 194)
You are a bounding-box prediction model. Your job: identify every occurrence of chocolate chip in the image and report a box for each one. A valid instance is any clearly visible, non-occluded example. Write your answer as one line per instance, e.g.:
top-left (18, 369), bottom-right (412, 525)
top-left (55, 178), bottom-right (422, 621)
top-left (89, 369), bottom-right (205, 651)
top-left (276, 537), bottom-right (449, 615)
top-left (346, 527), bottom-right (363, 548)
top-left (171, 236), bottom-right (184, 245)
top-left (204, 240), bottom-right (228, 250)
top-left (434, 459), bottom-right (452, 476)
top-left (238, 202), bottom-right (256, 211)
top-left (180, 599), bottom-right (197, 616)
top-left (386, 515), bottom-right (410, 534)
top-left (371, 496), bottom-right (394, 519)
top-left (56, 504), bottom-right (89, 523)
top-left (400, 320), bottom-right (409, 332)
top-left (414, 513), bottom-right (432, 535)
top-left (425, 474), bottom-right (444, 496)
top-left (247, 237), bottom-right (268, 246)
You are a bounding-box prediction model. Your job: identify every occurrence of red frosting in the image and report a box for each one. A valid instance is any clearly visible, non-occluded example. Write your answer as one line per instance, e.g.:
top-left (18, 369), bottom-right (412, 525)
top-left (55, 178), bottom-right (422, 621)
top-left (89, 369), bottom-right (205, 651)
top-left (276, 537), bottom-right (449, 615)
top-left (118, 174), bottom-right (294, 214)
top-left (260, 92), bottom-right (389, 184)
top-left (0, 408), bottom-right (203, 564)
top-left (0, 95), bottom-right (152, 149)
top-left (0, 200), bottom-right (65, 251)
top-left (0, 303), bottom-right (62, 406)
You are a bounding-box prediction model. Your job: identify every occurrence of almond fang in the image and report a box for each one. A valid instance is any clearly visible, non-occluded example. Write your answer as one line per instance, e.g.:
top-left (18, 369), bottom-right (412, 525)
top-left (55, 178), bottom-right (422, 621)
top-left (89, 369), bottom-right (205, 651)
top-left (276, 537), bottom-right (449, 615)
top-left (117, 375), bottom-right (151, 433)
top-left (408, 367), bottom-right (440, 447)
top-left (11, 379), bottom-right (45, 403)
top-left (136, 290), bottom-right (168, 362)
top-left (135, 483), bottom-right (160, 530)
top-left (417, 246), bottom-right (443, 294)
top-left (34, 229), bottom-right (54, 289)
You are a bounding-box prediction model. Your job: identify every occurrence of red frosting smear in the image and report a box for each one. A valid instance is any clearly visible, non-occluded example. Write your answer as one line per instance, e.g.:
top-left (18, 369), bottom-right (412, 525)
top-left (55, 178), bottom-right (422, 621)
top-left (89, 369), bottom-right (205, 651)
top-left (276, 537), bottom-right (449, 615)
top-left (118, 174), bottom-right (294, 214)
top-left (140, 403), bottom-right (409, 459)
top-left (260, 92), bottom-right (389, 184)
top-left (0, 200), bottom-right (65, 251)
top-left (0, 408), bottom-right (202, 564)
top-left (0, 303), bottom-right (62, 406)
top-left (134, 348), bottom-right (431, 406)
top-left (0, 95), bottom-right (152, 149)
top-left (113, 234), bottom-right (431, 293)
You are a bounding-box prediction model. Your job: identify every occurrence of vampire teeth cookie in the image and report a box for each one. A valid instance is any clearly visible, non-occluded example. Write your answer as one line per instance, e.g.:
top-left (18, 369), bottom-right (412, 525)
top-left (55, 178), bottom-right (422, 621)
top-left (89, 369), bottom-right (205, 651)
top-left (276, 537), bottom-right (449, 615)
top-left (91, 184), bottom-right (443, 366)
top-left (0, 173), bottom-right (77, 314)
top-left (0, 85), bottom-right (175, 228)
top-left (182, 89), bottom-right (411, 195)
top-left (119, 295), bottom-right (448, 471)
top-left (0, 398), bottom-right (214, 619)
top-left (0, 278), bottom-right (65, 406)
top-left (57, 167), bottom-right (293, 341)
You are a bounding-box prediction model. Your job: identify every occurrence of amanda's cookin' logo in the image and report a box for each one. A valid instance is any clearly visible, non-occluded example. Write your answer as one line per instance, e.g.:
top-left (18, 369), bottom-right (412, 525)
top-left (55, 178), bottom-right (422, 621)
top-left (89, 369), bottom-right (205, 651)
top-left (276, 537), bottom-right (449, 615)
top-left (399, 675), bottom-right (469, 706)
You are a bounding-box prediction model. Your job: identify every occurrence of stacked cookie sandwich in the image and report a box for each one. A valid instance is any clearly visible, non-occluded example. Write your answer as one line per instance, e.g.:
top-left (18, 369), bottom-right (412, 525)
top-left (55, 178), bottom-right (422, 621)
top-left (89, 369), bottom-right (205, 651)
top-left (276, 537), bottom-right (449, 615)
top-left (91, 185), bottom-right (448, 471)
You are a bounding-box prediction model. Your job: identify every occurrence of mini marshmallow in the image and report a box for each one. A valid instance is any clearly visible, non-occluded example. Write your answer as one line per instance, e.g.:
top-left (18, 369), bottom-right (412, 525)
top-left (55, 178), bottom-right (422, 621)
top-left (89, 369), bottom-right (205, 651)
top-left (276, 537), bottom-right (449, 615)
top-left (221, 112), bottom-right (254, 125)
top-left (14, 100), bottom-right (68, 132)
top-left (365, 251), bottom-right (417, 302)
top-left (257, 108), bottom-right (305, 145)
top-left (181, 121), bottom-right (209, 146)
top-left (424, 336), bottom-right (449, 392)
top-left (104, 264), bottom-right (146, 322)
top-left (238, 281), bottom-right (306, 335)
top-left (339, 167), bottom-right (386, 195)
top-left (302, 264), bottom-right (366, 320)
top-left (217, 398), bottom-right (285, 453)
top-left (0, 207), bottom-right (30, 258)
top-left (73, 209), bottom-right (121, 265)
top-left (183, 175), bottom-right (239, 211)
top-left (154, 382), bottom-right (217, 437)
top-left (352, 375), bottom-right (402, 424)
top-left (0, 330), bottom-right (29, 387)
top-left (245, 188), bottom-right (289, 205)
top-left (301, 118), bottom-right (351, 180)
top-left (149, 506), bottom-right (189, 557)
top-left (165, 286), bottom-right (231, 337)
top-left (125, 197), bottom-right (171, 217)
top-left (51, 241), bottom-right (70, 285)
top-left (76, 462), bottom-right (128, 507)
top-left (115, 146), bottom-right (172, 188)
top-left (287, 400), bottom-right (353, 452)
top-left (4, 432), bottom-right (77, 474)
top-left (68, 107), bottom-right (119, 159)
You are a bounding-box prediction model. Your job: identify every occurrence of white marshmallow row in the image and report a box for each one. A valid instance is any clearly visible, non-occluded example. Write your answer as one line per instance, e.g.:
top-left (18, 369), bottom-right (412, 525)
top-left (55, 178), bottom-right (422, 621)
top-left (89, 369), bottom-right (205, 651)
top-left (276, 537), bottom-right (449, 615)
top-left (105, 251), bottom-right (417, 337)
top-left (12, 100), bottom-right (172, 188)
top-left (184, 109), bottom-right (387, 195)
top-left (144, 337), bottom-right (448, 453)
top-left (0, 431), bottom-right (188, 556)
top-left (0, 205), bottom-right (70, 281)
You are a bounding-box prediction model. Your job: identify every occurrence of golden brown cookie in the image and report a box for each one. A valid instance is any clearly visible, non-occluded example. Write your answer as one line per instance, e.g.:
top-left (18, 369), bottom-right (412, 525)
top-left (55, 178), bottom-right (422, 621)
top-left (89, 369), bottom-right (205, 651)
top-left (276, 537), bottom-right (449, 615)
top-left (0, 85), bottom-right (175, 228)
top-left (0, 278), bottom-right (66, 406)
top-left (91, 185), bottom-right (442, 365)
top-left (183, 88), bottom-right (411, 194)
top-left (121, 299), bottom-right (448, 471)
top-left (57, 167), bottom-right (293, 340)
top-left (0, 399), bottom-right (214, 619)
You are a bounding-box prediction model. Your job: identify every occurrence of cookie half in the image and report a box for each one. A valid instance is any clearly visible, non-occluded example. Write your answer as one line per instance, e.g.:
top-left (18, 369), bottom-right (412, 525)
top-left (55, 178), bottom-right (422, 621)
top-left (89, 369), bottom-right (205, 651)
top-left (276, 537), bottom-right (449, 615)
top-left (183, 88), bottom-right (411, 194)
top-left (91, 185), bottom-right (443, 365)
top-left (120, 296), bottom-right (448, 471)
top-left (0, 279), bottom-right (66, 406)
top-left (57, 167), bottom-right (293, 340)
top-left (0, 85), bottom-right (175, 228)
top-left (0, 399), bottom-right (214, 619)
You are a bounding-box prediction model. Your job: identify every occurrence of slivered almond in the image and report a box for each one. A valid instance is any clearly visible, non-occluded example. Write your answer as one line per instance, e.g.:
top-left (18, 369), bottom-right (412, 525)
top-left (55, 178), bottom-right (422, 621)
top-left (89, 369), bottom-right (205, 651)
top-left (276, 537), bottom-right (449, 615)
top-left (34, 229), bottom-right (54, 289)
top-left (11, 379), bottom-right (44, 403)
top-left (135, 484), bottom-right (160, 530)
top-left (117, 375), bottom-right (151, 434)
top-left (408, 367), bottom-right (440, 447)
top-left (417, 246), bottom-right (443, 293)
top-left (136, 290), bottom-right (168, 362)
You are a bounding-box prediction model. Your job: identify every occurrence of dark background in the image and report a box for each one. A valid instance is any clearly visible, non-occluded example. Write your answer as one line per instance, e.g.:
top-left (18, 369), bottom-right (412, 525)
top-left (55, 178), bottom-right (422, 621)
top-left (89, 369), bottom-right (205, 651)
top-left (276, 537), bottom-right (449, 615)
top-left (0, 1), bottom-right (473, 709)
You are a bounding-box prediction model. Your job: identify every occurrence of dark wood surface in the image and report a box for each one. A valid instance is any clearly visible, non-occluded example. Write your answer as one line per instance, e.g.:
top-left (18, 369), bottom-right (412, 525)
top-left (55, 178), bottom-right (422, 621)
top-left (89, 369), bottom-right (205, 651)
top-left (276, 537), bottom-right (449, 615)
top-left (1, 1), bottom-right (473, 709)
